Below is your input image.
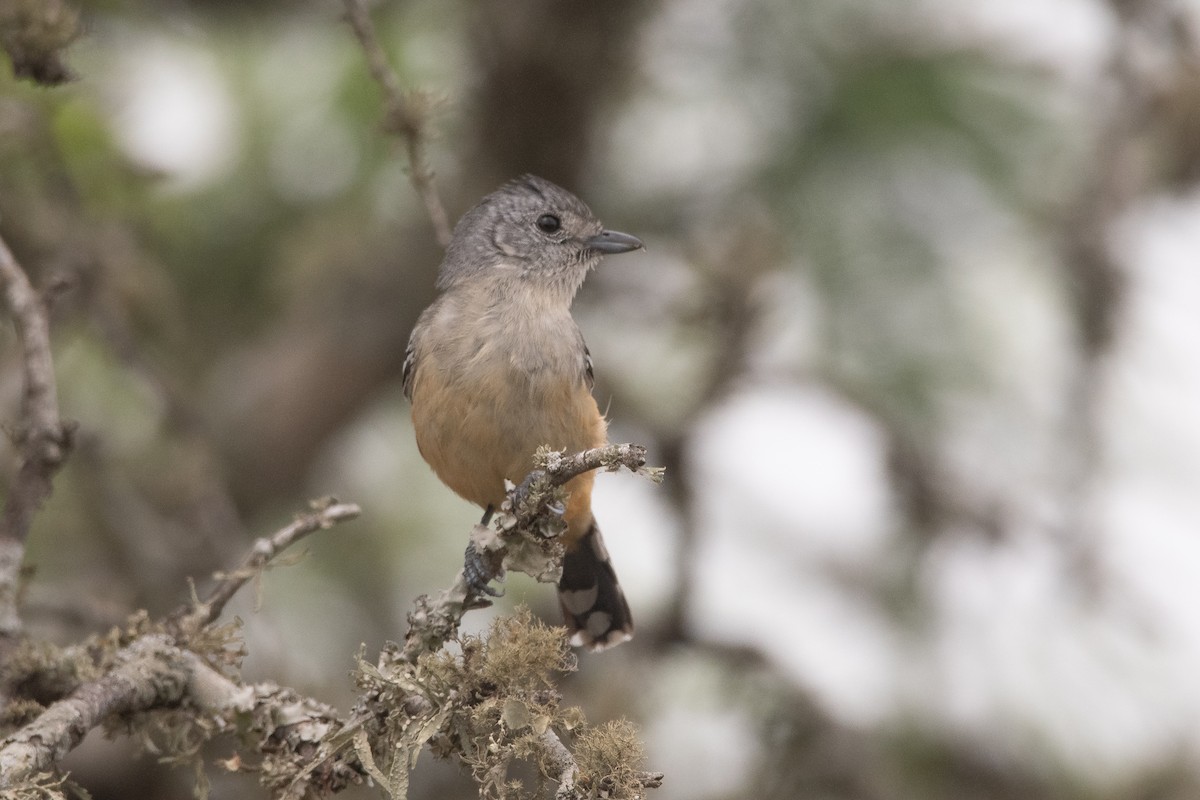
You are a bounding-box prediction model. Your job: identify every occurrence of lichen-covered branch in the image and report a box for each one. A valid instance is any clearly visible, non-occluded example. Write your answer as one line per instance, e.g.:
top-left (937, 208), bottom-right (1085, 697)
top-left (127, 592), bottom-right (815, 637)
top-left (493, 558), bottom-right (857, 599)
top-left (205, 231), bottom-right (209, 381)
top-left (0, 0), bottom-right (81, 85)
top-left (344, 608), bottom-right (662, 800)
top-left (535, 443), bottom-right (661, 491)
top-left (0, 635), bottom-right (189, 786)
top-left (514, 443), bottom-right (662, 526)
top-left (341, 0), bottom-right (452, 247)
top-left (0, 500), bottom-right (364, 793)
top-left (540, 727), bottom-right (580, 796)
top-left (0, 452), bottom-right (663, 798)
top-left (400, 443), bottom-right (661, 663)
top-left (0, 634), bottom-right (359, 794)
top-left (0, 233), bottom-right (73, 638)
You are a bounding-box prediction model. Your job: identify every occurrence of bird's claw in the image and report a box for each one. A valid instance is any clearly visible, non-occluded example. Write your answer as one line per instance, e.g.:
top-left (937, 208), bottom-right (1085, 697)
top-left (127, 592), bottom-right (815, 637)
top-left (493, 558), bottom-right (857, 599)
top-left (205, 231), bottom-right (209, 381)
top-left (463, 541), bottom-right (503, 599)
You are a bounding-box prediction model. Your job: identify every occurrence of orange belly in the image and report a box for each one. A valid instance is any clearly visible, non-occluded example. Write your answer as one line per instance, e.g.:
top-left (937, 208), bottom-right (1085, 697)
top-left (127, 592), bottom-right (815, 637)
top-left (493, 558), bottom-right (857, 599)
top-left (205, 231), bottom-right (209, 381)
top-left (411, 359), bottom-right (606, 545)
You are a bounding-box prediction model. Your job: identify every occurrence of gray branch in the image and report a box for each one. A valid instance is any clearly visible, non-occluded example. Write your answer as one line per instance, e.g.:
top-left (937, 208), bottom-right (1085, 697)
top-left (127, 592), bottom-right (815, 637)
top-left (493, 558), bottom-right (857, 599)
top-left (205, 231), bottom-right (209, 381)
top-left (165, 499), bottom-right (362, 639)
top-left (0, 635), bottom-right (355, 792)
top-left (0, 233), bottom-right (73, 638)
top-left (341, 0), bottom-right (453, 247)
top-left (0, 500), bottom-right (362, 789)
top-left (0, 635), bottom-right (190, 785)
top-left (0, 449), bottom-right (662, 797)
top-left (400, 443), bottom-right (660, 663)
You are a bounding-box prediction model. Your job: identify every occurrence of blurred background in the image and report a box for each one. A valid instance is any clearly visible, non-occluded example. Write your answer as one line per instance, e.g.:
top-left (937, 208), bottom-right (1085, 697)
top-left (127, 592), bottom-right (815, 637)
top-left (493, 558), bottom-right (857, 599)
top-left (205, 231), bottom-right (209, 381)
top-left (3, 0), bottom-right (1200, 797)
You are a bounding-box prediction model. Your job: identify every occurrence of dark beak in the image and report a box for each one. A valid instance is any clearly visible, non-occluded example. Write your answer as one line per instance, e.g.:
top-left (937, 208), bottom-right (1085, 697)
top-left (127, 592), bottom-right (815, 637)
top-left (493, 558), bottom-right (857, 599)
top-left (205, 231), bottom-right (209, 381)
top-left (586, 229), bottom-right (644, 255)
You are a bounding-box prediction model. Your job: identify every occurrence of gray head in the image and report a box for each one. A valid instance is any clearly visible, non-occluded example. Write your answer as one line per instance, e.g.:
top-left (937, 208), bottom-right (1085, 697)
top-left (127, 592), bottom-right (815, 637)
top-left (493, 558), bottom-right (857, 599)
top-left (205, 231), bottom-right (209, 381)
top-left (436, 175), bottom-right (642, 295)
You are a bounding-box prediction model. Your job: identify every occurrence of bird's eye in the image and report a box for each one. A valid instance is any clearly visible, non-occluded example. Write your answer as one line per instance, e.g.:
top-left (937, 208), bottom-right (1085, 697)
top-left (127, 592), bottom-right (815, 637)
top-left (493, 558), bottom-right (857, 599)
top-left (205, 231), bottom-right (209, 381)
top-left (536, 214), bottom-right (561, 234)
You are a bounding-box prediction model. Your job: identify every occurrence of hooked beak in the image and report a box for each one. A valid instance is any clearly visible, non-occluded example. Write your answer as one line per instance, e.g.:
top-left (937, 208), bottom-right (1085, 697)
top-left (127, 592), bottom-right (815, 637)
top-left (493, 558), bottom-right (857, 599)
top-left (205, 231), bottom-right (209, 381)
top-left (585, 229), bottom-right (644, 255)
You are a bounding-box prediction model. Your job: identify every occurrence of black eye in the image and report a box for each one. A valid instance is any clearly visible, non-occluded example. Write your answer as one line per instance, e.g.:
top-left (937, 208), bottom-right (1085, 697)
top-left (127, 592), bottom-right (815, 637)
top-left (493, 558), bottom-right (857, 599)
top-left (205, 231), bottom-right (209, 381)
top-left (536, 214), bottom-right (561, 234)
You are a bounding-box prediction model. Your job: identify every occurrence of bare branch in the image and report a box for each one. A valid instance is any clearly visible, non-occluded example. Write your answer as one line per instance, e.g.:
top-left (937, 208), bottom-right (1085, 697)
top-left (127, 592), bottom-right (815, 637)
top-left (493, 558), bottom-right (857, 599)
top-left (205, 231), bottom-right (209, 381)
top-left (0, 233), bottom-right (73, 637)
top-left (341, 0), bottom-right (453, 247)
top-left (165, 499), bottom-right (362, 639)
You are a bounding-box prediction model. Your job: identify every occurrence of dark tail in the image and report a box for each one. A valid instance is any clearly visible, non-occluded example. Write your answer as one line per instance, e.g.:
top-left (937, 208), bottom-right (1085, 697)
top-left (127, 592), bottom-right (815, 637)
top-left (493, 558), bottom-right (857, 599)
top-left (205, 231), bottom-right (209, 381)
top-left (558, 521), bottom-right (633, 651)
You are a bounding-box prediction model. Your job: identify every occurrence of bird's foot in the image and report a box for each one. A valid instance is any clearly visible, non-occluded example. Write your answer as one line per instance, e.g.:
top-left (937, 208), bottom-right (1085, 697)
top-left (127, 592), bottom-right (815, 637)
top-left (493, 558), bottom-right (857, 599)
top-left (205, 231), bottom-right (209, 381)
top-left (463, 526), bottom-right (504, 600)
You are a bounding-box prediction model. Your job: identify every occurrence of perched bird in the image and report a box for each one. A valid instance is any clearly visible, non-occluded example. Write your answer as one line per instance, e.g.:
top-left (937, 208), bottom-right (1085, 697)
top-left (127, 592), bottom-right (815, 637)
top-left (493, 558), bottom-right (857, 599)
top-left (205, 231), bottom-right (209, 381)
top-left (402, 175), bottom-right (644, 650)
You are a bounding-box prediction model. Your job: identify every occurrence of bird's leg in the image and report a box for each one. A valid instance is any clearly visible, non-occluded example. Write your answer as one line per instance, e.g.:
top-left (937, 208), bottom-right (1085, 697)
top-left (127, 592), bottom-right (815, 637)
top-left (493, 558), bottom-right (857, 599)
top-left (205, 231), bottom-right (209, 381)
top-left (464, 504), bottom-right (503, 598)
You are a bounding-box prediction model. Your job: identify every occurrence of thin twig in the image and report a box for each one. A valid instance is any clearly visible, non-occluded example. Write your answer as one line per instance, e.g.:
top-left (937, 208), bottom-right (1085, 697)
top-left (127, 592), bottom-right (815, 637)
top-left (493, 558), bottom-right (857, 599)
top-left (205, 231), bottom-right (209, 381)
top-left (341, 0), bottom-right (453, 247)
top-left (165, 499), bottom-right (361, 638)
top-left (507, 443), bottom-right (660, 525)
top-left (0, 233), bottom-right (73, 637)
top-left (539, 443), bottom-right (658, 488)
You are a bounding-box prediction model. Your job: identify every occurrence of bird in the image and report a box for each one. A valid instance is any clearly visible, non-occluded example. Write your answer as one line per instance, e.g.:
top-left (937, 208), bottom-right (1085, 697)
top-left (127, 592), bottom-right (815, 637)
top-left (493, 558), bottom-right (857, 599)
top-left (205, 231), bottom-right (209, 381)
top-left (402, 175), bottom-right (644, 650)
